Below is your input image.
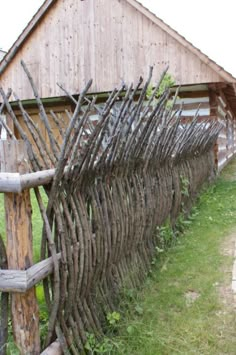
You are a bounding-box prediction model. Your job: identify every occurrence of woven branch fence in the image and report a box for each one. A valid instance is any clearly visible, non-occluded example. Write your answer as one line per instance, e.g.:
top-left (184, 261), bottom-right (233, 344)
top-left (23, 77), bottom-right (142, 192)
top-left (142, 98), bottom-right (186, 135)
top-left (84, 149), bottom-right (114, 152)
top-left (0, 64), bottom-right (222, 354)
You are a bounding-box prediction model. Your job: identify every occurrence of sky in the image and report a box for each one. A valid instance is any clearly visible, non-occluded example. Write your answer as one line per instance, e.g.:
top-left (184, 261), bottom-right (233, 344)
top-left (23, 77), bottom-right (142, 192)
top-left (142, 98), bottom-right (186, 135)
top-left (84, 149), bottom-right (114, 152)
top-left (1, 0), bottom-right (236, 76)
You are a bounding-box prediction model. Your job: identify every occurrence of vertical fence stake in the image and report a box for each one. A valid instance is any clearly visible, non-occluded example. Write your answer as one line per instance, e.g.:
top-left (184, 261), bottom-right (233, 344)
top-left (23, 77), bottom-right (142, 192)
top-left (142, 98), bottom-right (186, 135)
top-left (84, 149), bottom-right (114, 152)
top-left (0, 140), bottom-right (40, 354)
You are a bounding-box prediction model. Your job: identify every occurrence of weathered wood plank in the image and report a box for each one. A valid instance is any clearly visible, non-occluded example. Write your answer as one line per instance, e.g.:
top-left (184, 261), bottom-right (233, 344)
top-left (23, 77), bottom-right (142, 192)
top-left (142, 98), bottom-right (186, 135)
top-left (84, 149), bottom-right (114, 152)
top-left (0, 0), bottom-right (228, 102)
top-left (0, 140), bottom-right (40, 354)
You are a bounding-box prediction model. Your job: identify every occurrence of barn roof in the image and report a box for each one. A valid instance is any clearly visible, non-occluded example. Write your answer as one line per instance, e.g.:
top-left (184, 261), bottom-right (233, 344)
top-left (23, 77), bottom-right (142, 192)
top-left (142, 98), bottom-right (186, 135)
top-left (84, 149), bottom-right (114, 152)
top-left (0, 50), bottom-right (6, 61)
top-left (0, 0), bottom-right (235, 83)
top-left (0, 0), bottom-right (56, 74)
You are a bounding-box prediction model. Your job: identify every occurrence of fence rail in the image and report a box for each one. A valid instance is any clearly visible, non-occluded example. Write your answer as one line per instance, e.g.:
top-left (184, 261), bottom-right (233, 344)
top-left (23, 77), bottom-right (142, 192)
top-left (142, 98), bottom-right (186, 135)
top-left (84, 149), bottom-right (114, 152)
top-left (0, 63), bottom-right (222, 354)
top-left (0, 169), bottom-right (56, 193)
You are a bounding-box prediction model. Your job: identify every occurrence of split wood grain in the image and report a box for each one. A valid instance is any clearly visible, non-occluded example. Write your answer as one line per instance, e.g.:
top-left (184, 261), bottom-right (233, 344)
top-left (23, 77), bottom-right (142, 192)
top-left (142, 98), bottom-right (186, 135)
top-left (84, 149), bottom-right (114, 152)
top-left (0, 140), bottom-right (40, 355)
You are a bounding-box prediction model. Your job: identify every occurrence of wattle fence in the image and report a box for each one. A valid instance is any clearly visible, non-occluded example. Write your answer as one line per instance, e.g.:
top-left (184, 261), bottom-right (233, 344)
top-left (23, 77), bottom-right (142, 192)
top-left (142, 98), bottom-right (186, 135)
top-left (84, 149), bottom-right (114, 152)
top-left (0, 64), bottom-right (221, 354)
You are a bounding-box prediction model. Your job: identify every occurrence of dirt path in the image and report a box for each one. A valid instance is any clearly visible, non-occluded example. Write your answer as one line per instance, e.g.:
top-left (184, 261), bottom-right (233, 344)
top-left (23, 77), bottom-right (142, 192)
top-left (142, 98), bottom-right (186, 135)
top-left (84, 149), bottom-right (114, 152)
top-left (231, 236), bottom-right (236, 298)
top-left (220, 162), bottom-right (236, 306)
top-left (221, 231), bottom-right (236, 308)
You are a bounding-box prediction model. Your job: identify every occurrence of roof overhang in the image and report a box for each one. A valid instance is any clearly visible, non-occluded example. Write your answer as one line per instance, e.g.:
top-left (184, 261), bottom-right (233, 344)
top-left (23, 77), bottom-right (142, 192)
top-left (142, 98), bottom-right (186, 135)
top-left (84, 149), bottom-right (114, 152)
top-left (0, 0), bottom-right (57, 74)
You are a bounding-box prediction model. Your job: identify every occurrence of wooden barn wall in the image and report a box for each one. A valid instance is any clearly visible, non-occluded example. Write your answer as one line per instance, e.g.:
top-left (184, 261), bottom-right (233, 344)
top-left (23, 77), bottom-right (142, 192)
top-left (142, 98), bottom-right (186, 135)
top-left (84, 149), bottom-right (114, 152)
top-left (173, 88), bottom-right (210, 123)
top-left (173, 88), bottom-right (236, 171)
top-left (0, 0), bottom-right (223, 101)
top-left (8, 102), bottom-right (104, 163)
top-left (13, 105), bottom-right (72, 167)
top-left (214, 93), bottom-right (236, 170)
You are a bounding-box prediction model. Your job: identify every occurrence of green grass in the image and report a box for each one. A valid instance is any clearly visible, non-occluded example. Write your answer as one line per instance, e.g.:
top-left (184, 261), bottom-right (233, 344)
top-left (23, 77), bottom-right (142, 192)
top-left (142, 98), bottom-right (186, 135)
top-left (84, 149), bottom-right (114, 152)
top-left (107, 161), bottom-right (236, 355)
top-left (0, 189), bottom-right (46, 263)
top-left (2, 161), bottom-right (236, 354)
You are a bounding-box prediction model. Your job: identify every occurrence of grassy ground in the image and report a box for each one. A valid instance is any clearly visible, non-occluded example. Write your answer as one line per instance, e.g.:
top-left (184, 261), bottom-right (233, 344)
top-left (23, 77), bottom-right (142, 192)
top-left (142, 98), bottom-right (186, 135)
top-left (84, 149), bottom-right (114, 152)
top-left (2, 161), bottom-right (236, 354)
top-left (0, 189), bottom-right (45, 263)
top-left (106, 160), bottom-right (236, 355)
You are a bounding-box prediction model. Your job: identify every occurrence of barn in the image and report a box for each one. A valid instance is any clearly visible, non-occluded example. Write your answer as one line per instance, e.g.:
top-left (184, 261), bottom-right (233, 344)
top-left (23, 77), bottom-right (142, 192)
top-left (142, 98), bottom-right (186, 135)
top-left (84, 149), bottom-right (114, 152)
top-left (0, 0), bottom-right (236, 169)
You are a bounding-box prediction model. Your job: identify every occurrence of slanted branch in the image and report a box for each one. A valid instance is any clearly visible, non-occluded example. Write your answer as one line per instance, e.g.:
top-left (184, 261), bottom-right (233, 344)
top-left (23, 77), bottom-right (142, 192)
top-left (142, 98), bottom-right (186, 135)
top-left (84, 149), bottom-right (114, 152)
top-left (0, 62), bottom-right (223, 353)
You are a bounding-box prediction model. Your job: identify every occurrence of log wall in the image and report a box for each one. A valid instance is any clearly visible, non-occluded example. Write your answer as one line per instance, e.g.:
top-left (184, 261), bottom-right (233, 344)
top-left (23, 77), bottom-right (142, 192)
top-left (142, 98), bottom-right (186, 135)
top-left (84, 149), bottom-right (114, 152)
top-left (213, 91), bottom-right (236, 170)
top-left (173, 85), bottom-right (236, 171)
top-left (173, 85), bottom-right (210, 121)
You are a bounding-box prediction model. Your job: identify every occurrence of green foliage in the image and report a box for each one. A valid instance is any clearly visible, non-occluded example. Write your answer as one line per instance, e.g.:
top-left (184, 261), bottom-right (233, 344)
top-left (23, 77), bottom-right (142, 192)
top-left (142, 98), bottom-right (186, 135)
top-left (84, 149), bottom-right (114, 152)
top-left (31, 189), bottom-right (48, 263)
top-left (6, 324), bottom-right (20, 355)
top-left (126, 325), bottom-right (135, 335)
top-left (146, 73), bottom-right (175, 100)
top-left (106, 311), bottom-right (121, 326)
top-left (175, 212), bottom-right (192, 234)
top-left (134, 305), bottom-right (143, 316)
top-left (84, 333), bottom-right (121, 354)
top-left (157, 220), bottom-right (174, 248)
top-left (0, 189), bottom-right (47, 262)
top-left (180, 174), bottom-right (190, 197)
top-left (85, 333), bottom-right (113, 354)
top-left (36, 284), bottom-right (48, 343)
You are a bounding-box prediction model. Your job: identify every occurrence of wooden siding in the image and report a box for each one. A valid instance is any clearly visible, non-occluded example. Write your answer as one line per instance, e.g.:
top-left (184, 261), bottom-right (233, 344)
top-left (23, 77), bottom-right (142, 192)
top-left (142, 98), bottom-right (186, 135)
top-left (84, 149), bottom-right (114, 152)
top-left (173, 87), bottom-right (210, 121)
top-left (173, 86), bottom-right (236, 171)
top-left (0, 0), bottom-right (224, 101)
top-left (214, 91), bottom-right (236, 170)
top-left (13, 105), bottom-right (72, 166)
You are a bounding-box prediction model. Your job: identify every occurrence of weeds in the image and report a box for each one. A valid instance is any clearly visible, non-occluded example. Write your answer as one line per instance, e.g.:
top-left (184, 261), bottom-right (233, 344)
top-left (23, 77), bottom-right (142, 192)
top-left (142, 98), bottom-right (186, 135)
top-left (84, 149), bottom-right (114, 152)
top-left (180, 174), bottom-right (190, 197)
top-left (106, 160), bottom-right (236, 354)
top-left (2, 161), bottom-right (236, 354)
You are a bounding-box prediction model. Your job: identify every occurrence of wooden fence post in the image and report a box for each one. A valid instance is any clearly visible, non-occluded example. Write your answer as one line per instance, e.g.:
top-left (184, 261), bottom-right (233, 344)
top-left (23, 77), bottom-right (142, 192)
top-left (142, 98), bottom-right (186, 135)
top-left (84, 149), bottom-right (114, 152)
top-left (0, 140), bottom-right (40, 354)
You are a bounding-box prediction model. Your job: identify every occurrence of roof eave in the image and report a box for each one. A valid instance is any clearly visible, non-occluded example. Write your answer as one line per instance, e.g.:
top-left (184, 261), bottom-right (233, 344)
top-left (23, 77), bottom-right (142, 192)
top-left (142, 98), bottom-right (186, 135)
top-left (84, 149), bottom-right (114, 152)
top-left (0, 0), bottom-right (57, 75)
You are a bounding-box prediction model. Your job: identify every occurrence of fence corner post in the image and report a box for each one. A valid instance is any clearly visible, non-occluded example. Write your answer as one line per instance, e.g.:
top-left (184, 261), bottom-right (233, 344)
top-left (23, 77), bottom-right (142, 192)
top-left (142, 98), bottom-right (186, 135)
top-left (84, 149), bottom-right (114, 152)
top-left (0, 140), bottom-right (40, 354)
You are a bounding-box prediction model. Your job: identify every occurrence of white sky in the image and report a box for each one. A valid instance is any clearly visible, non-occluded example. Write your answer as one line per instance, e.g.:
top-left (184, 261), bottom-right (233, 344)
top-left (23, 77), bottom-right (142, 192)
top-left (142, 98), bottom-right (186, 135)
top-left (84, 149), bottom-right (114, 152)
top-left (1, 0), bottom-right (236, 76)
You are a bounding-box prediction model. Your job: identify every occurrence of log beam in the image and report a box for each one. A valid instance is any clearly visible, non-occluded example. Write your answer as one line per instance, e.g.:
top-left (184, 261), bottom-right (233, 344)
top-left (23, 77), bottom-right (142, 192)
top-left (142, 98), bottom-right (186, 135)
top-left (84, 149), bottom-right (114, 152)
top-left (0, 169), bottom-right (55, 193)
top-left (0, 243), bottom-right (79, 292)
top-left (0, 167), bottom-right (71, 193)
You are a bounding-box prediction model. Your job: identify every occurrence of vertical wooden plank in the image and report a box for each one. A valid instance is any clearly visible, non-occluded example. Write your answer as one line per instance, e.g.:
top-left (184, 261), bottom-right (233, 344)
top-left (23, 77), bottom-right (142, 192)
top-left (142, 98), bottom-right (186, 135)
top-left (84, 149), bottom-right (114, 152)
top-left (0, 140), bottom-right (40, 355)
top-left (209, 88), bottom-right (219, 168)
